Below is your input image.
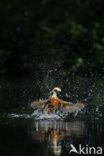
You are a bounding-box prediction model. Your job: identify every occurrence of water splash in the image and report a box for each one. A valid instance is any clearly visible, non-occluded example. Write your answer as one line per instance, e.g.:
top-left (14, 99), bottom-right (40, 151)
top-left (7, 112), bottom-right (61, 120)
top-left (31, 110), bottom-right (61, 120)
top-left (7, 106), bottom-right (84, 120)
top-left (8, 113), bottom-right (31, 119)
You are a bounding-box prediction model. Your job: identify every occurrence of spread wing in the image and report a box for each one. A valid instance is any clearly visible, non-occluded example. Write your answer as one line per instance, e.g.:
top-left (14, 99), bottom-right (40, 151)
top-left (60, 101), bottom-right (85, 113)
top-left (31, 99), bottom-right (49, 109)
top-left (31, 98), bottom-right (85, 114)
top-left (60, 99), bottom-right (73, 108)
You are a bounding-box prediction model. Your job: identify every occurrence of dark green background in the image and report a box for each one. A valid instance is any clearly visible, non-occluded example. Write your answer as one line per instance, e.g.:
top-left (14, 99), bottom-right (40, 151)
top-left (0, 0), bottom-right (104, 78)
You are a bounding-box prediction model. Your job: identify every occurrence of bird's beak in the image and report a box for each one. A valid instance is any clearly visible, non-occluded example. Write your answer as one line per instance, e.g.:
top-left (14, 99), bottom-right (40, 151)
top-left (53, 87), bottom-right (61, 92)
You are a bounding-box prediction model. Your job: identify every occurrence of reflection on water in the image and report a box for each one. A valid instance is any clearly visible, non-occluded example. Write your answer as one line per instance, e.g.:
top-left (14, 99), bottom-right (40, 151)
top-left (30, 120), bottom-right (85, 156)
top-left (0, 118), bottom-right (104, 156)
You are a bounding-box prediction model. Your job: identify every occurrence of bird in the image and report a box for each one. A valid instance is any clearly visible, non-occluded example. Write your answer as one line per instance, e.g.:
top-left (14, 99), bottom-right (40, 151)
top-left (31, 87), bottom-right (85, 114)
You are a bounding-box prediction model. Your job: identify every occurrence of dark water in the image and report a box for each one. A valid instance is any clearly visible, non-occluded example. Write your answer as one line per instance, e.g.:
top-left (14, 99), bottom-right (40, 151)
top-left (0, 117), bottom-right (104, 156)
top-left (0, 76), bottom-right (104, 156)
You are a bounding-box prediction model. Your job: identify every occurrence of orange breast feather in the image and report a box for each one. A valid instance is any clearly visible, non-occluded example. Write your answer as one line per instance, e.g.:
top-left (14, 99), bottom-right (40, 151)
top-left (50, 97), bottom-right (60, 106)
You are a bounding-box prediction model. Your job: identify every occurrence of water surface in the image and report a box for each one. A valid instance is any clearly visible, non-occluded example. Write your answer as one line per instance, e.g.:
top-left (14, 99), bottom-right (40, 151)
top-left (0, 117), bottom-right (104, 156)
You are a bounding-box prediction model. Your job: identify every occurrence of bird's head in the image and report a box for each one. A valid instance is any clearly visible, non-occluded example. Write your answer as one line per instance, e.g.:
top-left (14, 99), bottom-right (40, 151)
top-left (50, 87), bottom-right (61, 97)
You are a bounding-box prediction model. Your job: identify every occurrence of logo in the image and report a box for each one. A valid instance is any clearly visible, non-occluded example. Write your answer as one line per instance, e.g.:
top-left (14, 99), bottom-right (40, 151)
top-left (69, 144), bottom-right (102, 155)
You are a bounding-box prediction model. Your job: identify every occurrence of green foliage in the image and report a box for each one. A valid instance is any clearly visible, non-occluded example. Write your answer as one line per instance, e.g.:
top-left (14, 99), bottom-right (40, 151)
top-left (0, 0), bottom-right (104, 77)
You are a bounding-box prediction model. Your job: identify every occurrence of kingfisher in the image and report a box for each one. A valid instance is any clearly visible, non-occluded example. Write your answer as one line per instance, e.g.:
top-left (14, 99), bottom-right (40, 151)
top-left (31, 87), bottom-right (85, 114)
top-left (49, 87), bottom-right (61, 107)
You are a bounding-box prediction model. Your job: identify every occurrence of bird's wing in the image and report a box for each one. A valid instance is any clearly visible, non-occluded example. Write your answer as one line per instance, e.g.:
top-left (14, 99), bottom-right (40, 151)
top-left (61, 102), bottom-right (85, 113)
top-left (60, 99), bottom-right (73, 108)
top-left (31, 99), bottom-right (50, 109)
